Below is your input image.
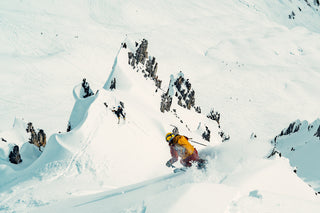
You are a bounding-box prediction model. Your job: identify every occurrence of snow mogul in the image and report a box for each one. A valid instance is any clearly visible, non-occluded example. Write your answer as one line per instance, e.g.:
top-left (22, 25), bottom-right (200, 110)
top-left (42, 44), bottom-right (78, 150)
top-left (165, 132), bottom-right (206, 169)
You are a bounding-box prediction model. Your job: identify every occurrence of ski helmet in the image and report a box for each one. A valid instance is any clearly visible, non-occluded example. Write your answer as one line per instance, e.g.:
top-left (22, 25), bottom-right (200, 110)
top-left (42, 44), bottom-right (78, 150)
top-left (165, 132), bottom-right (174, 142)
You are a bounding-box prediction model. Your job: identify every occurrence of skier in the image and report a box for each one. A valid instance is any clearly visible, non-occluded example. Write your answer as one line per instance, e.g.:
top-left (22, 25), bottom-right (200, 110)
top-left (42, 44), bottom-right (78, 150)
top-left (165, 132), bottom-right (205, 168)
top-left (112, 106), bottom-right (126, 123)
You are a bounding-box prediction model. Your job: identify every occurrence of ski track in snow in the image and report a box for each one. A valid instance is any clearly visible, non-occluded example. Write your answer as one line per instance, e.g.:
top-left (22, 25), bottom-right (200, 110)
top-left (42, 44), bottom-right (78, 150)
top-left (31, 167), bottom-right (219, 213)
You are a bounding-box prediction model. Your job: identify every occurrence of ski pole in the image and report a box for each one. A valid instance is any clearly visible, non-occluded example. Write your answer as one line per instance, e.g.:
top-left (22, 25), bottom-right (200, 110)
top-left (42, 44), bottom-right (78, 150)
top-left (190, 140), bottom-right (207, 147)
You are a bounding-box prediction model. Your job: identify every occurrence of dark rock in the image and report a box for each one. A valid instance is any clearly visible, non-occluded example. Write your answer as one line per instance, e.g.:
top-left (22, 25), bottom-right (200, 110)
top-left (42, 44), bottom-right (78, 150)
top-left (110, 78), bottom-right (116, 90)
top-left (9, 145), bottom-right (22, 164)
top-left (67, 122), bottom-right (71, 132)
top-left (314, 125), bottom-right (320, 139)
top-left (202, 126), bottom-right (211, 142)
top-left (82, 78), bottom-right (94, 98)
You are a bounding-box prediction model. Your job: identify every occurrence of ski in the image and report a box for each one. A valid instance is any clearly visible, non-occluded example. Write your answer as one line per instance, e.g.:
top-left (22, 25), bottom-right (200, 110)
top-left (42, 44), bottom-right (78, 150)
top-left (172, 158), bottom-right (208, 173)
top-left (173, 167), bottom-right (188, 173)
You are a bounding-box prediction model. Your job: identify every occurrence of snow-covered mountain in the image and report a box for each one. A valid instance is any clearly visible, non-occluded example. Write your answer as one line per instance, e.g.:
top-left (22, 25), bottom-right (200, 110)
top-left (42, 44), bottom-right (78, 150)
top-left (1, 0), bottom-right (320, 212)
top-left (269, 119), bottom-right (320, 193)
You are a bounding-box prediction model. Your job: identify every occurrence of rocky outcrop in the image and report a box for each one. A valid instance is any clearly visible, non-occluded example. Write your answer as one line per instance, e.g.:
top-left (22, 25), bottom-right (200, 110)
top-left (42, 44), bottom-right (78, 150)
top-left (219, 131), bottom-right (230, 142)
top-left (279, 121), bottom-right (301, 137)
top-left (160, 91), bottom-right (172, 113)
top-left (162, 70), bottom-right (229, 142)
top-left (128, 39), bottom-right (162, 89)
top-left (269, 119), bottom-right (320, 158)
top-left (110, 78), bottom-right (116, 90)
top-left (26, 122), bottom-right (46, 151)
top-left (81, 78), bottom-right (94, 98)
top-left (67, 122), bottom-right (71, 132)
top-left (174, 75), bottom-right (195, 110)
top-left (127, 39), bottom-right (229, 143)
top-left (202, 126), bottom-right (211, 141)
top-left (288, 0), bottom-right (320, 21)
top-left (9, 145), bottom-right (22, 164)
top-left (314, 125), bottom-right (320, 138)
top-left (207, 108), bottom-right (221, 127)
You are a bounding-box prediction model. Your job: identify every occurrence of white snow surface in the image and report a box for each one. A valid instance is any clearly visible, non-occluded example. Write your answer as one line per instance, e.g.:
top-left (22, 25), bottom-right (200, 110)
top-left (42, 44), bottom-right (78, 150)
top-left (0, 0), bottom-right (320, 212)
top-left (273, 119), bottom-right (320, 192)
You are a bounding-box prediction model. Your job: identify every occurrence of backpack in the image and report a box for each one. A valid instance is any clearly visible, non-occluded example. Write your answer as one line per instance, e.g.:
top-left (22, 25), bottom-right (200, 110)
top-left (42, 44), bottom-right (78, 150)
top-left (171, 135), bottom-right (194, 159)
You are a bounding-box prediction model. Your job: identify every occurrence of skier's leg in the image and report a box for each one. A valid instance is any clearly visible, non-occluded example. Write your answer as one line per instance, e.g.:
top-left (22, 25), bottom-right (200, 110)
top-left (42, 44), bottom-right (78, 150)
top-left (181, 149), bottom-right (200, 167)
top-left (121, 112), bottom-right (126, 120)
top-left (180, 159), bottom-right (192, 167)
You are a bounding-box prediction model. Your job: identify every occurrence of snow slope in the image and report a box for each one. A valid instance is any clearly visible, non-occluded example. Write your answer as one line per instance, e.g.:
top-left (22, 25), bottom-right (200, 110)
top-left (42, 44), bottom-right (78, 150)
top-left (0, 39), bottom-right (220, 211)
top-left (0, 0), bottom-right (320, 212)
top-left (271, 119), bottom-right (320, 192)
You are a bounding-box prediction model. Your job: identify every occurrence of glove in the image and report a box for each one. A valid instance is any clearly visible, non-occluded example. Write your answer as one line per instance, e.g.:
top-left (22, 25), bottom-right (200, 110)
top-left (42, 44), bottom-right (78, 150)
top-left (166, 160), bottom-right (173, 168)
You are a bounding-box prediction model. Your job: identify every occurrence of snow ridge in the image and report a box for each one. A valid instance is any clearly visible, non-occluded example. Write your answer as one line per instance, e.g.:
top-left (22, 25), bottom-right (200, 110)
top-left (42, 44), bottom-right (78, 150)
top-left (270, 119), bottom-right (320, 193)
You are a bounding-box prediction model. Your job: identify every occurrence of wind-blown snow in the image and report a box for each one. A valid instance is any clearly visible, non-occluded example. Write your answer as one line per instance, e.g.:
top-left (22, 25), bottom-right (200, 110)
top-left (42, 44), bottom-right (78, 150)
top-left (0, 0), bottom-right (320, 212)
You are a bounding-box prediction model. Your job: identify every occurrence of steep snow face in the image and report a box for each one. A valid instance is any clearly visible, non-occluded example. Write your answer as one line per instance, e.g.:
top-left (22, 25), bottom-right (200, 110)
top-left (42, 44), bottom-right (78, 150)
top-left (0, 0), bottom-right (122, 134)
top-left (271, 119), bottom-right (320, 192)
top-left (1, 0), bottom-right (320, 212)
top-left (0, 39), bottom-right (221, 211)
top-left (1, 37), bottom-right (319, 213)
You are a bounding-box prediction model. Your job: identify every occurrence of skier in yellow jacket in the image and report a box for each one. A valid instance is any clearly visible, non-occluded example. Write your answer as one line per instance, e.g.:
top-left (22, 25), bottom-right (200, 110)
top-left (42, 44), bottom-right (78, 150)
top-left (165, 132), bottom-right (201, 167)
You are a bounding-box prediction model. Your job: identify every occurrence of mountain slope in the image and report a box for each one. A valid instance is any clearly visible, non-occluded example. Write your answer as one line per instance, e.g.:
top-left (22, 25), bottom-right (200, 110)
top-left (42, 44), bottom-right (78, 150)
top-left (270, 119), bottom-right (320, 192)
top-left (1, 0), bottom-right (320, 212)
top-left (0, 38), bottom-right (221, 211)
